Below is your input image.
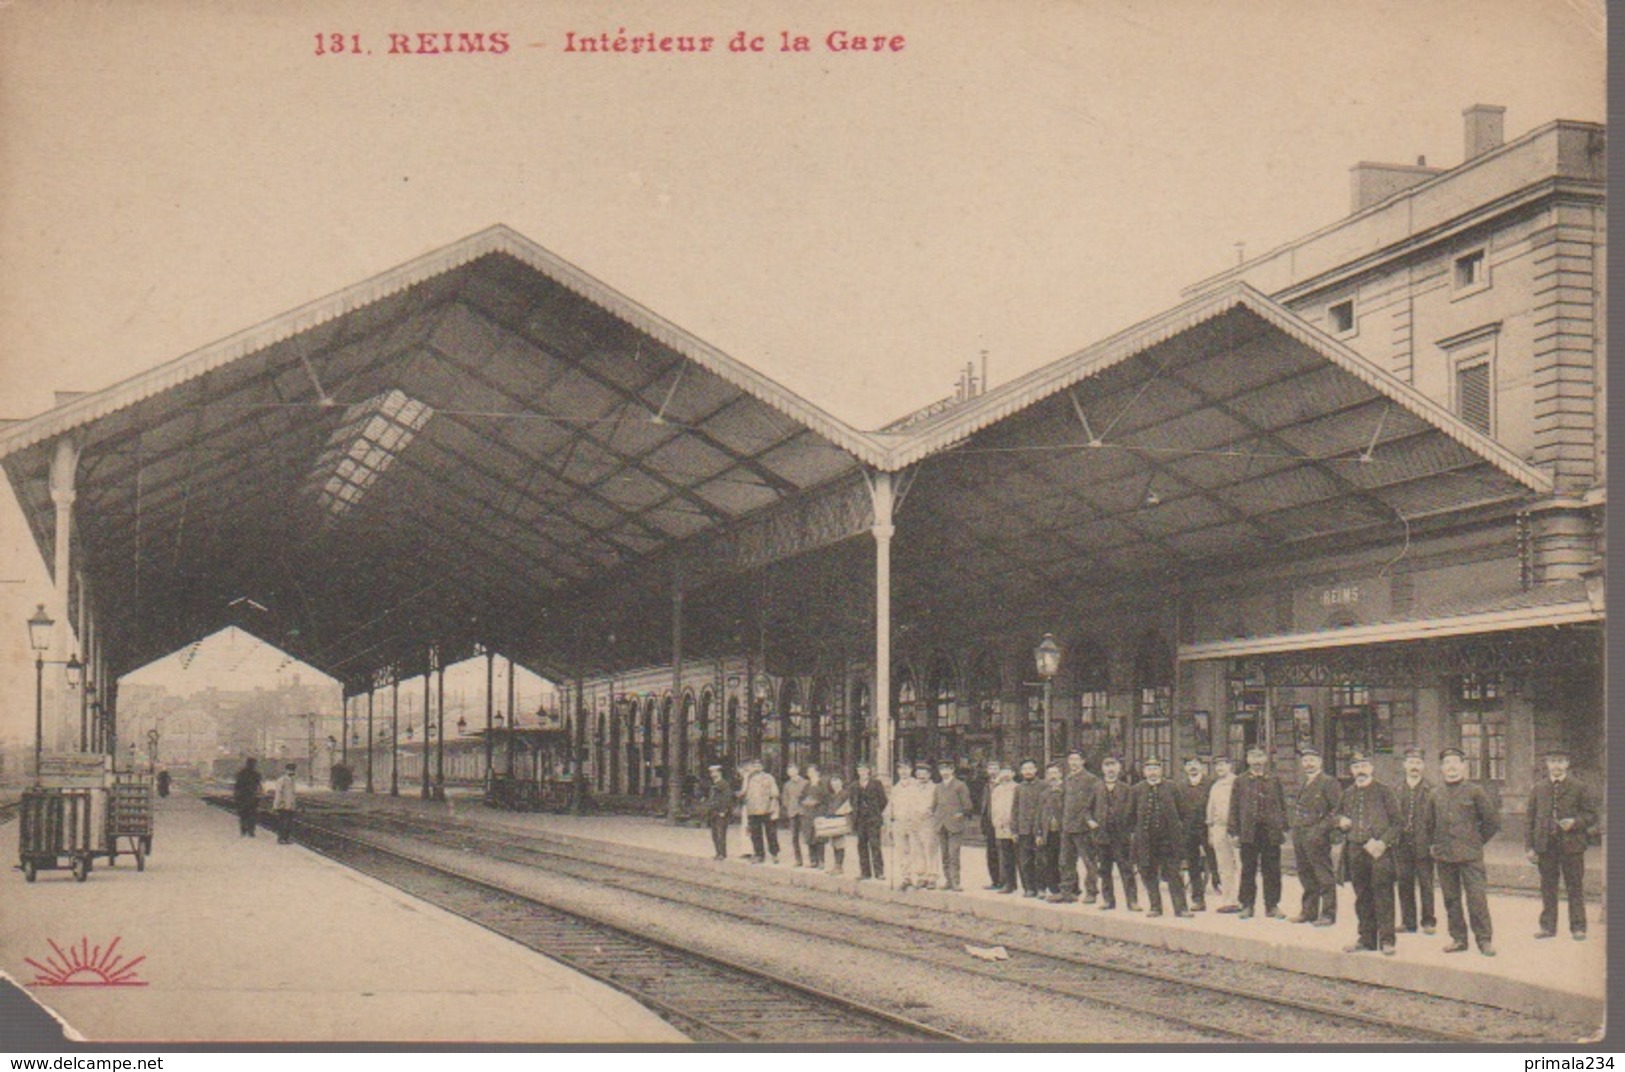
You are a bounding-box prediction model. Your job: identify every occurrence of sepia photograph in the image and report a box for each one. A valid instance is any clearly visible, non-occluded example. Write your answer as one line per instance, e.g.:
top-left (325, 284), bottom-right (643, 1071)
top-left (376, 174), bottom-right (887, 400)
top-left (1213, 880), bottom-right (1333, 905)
top-left (0, 0), bottom-right (1609, 1053)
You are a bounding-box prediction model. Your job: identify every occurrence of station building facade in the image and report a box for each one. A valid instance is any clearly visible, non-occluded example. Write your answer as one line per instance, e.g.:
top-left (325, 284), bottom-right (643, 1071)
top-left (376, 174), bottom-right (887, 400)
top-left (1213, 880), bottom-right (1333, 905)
top-left (580, 109), bottom-right (1605, 834)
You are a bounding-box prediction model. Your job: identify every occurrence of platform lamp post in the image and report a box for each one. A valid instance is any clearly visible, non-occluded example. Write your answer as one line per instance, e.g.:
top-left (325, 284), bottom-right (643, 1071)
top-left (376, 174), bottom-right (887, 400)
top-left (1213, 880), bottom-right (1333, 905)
top-left (28, 605), bottom-right (52, 782)
top-left (1035, 633), bottom-right (1061, 769)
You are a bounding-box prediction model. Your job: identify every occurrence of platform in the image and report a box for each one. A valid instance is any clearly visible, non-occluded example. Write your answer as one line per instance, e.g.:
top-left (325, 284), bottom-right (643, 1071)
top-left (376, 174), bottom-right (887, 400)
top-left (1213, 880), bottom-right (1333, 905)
top-left (330, 790), bottom-right (1606, 1030)
top-left (0, 794), bottom-right (684, 1044)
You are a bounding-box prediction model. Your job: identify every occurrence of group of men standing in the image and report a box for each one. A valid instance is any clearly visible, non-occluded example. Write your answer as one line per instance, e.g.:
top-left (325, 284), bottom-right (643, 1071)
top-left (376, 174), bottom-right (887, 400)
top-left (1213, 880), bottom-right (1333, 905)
top-left (700, 742), bottom-right (1598, 960)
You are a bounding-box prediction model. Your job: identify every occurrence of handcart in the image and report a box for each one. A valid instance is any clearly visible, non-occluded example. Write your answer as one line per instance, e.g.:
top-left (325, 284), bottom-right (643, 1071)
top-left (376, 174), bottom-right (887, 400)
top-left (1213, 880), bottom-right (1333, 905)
top-left (106, 771), bottom-right (154, 869)
top-left (17, 786), bottom-right (99, 882)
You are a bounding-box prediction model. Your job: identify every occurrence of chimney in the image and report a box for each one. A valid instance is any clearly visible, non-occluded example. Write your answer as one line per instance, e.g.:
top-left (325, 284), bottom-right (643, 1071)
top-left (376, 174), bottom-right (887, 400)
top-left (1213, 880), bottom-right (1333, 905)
top-left (1349, 161), bottom-right (1443, 213)
top-left (1463, 104), bottom-right (1506, 160)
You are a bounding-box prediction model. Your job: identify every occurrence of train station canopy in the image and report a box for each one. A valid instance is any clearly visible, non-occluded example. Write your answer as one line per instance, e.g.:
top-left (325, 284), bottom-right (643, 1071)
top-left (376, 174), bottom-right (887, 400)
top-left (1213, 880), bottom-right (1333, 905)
top-left (0, 226), bottom-right (1553, 691)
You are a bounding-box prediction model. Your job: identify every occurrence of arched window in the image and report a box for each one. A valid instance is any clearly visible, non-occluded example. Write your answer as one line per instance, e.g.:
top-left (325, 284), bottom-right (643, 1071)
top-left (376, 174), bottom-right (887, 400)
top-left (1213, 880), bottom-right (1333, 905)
top-left (850, 679), bottom-right (872, 769)
top-left (682, 690), bottom-right (700, 783)
top-left (927, 653), bottom-right (962, 766)
top-left (781, 678), bottom-right (809, 774)
top-left (595, 710), bottom-right (606, 792)
top-left (658, 694), bottom-right (673, 796)
top-left (894, 663), bottom-right (921, 766)
top-left (725, 695), bottom-right (740, 768)
top-left (1071, 637), bottom-right (1112, 765)
top-left (759, 678), bottom-right (781, 774)
top-left (1134, 630), bottom-right (1173, 764)
top-left (809, 677), bottom-right (833, 772)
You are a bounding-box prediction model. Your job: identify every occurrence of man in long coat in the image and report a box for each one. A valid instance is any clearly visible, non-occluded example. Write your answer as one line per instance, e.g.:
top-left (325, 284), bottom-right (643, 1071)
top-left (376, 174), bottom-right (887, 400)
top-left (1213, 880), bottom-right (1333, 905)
top-left (1052, 751), bottom-right (1101, 904)
top-left (232, 757), bottom-right (263, 837)
top-left (1087, 755), bottom-right (1138, 910)
top-left (703, 764), bottom-right (733, 860)
top-left (1129, 756), bottom-right (1190, 917)
top-left (1336, 750), bottom-right (1401, 955)
top-left (1013, 759), bottom-right (1045, 896)
top-left (1425, 746), bottom-right (1499, 956)
top-left (1227, 744), bottom-right (1287, 920)
top-left (1526, 746), bottom-right (1598, 941)
top-left (1393, 746), bottom-right (1437, 934)
top-left (1173, 756), bottom-right (1211, 911)
top-left (851, 763), bottom-right (888, 881)
top-left (978, 759), bottom-right (1002, 889)
top-left (1290, 747), bottom-right (1341, 926)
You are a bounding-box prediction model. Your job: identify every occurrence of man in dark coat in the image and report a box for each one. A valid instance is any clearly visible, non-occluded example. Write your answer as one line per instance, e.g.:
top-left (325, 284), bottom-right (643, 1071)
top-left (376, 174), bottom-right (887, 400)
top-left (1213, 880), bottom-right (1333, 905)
top-left (1425, 746), bottom-right (1499, 956)
top-left (1336, 750), bottom-right (1402, 955)
top-left (1227, 744), bottom-right (1287, 920)
top-left (1013, 759), bottom-right (1044, 896)
top-left (851, 763), bottom-right (888, 880)
top-left (978, 759), bottom-right (1002, 888)
top-left (1526, 746), bottom-right (1598, 941)
top-left (1052, 750), bottom-right (1101, 904)
top-left (1173, 756), bottom-right (1211, 911)
top-left (1393, 746), bottom-right (1437, 934)
top-left (932, 761), bottom-right (973, 891)
top-left (1038, 763), bottom-right (1065, 896)
top-left (1087, 755), bottom-right (1138, 910)
top-left (232, 757), bottom-right (263, 837)
top-left (1129, 757), bottom-right (1191, 917)
top-left (1290, 747), bottom-right (1342, 926)
top-left (704, 764), bottom-right (733, 860)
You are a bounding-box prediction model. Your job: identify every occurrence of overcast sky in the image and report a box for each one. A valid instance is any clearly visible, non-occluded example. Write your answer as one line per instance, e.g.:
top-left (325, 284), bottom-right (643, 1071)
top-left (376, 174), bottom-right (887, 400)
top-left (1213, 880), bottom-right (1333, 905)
top-left (0, 0), bottom-right (1605, 747)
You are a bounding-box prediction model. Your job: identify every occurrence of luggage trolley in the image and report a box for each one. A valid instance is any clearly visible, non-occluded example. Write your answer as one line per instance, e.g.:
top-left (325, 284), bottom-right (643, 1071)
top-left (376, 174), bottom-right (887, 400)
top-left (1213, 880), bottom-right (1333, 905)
top-left (17, 786), bottom-right (100, 882)
top-left (106, 771), bottom-right (154, 870)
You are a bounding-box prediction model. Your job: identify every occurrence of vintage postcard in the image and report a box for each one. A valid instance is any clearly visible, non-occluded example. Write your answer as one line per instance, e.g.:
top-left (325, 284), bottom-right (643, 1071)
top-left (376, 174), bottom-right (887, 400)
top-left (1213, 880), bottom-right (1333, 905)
top-left (0, 0), bottom-right (1608, 1053)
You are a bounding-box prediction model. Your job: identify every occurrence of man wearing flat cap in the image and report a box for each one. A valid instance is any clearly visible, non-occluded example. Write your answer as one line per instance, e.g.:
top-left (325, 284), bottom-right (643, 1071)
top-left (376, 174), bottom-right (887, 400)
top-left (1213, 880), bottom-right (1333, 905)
top-left (1393, 746), bottom-right (1437, 935)
top-left (1129, 756), bottom-right (1191, 917)
top-left (1335, 750), bottom-right (1401, 955)
top-left (704, 764), bottom-right (733, 860)
top-left (1526, 745), bottom-right (1598, 941)
top-left (1290, 746), bottom-right (1341, 926)
top-left (1424, 746), bottom-right (1499, 955)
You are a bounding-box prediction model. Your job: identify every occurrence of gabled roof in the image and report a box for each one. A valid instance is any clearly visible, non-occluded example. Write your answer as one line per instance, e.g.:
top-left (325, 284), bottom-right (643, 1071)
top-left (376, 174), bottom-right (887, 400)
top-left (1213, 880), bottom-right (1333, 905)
top-left (0, 229), bottom-right (1556, 686)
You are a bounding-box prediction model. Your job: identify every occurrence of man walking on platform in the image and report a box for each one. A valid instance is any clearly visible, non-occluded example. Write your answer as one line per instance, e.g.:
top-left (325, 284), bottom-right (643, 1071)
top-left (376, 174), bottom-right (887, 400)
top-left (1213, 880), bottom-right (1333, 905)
top-left (852, 763), bottom-right (888, 880)
top-left (1426, 747), bottom-right (1499, 956)
top-left (232, 757), bottom-right (263, 837)
top-left (1228, 745), bottom-right (1287, 920)
top-left (271, 762), bottom-right (299, 845)
top-left (1336, 751), bottom-right (1401, 955)
top-left (1527, 746), bottom-right (1598, 942)
top-left (1088, 755), bottom-right (1137, 911)
top-left (738, 758), bottom-right (781, 864)
top-left (782, 763), bottom-right (809, 867)
top-left (934, 761), bottom-right (973, 892)
top-left (1129, 757), bottom-right (1191, 917)
top-left (1174, 756), bottom-right (1211, 911)
top-left (704, 764), bottom-right (733, 860)
top-left (1207, 756), bottom-right (1241, 912)
top-left (1291, 747), bottom-right (1341, 926)
top-left (1394, 747), bottom-right (1436, 935)
top-left (1051, 750), bottom-right (1100, 904)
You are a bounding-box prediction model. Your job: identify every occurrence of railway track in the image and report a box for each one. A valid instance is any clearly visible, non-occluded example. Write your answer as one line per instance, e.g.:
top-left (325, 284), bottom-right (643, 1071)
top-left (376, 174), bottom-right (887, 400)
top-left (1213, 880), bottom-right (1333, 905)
top-left (290, 801), bottom-right (1544, 1045)
top-left (202, 797), bottom-right (964, 1043)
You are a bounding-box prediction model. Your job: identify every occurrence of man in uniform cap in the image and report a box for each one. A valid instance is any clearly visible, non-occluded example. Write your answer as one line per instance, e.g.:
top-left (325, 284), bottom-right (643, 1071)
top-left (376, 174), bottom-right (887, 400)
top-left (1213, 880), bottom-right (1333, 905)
top-left (1228, 744), bottom-right (1287, 919)
top-left (1290, 746), bottom-right (1341, 926)
top-left (1335, 750), bottom-right (1401, 955)
top-left (703, 764), bottom-right (733, 860)
top-left (1424, 746), bottom-right (1498, 955)
top-left (1087, 755), bottom-right (1138, 910)
top-left (1393, 746), bottom-right (1437, 934)
top-left (1129, 757), bottom-right (1191, 917)
top-left (1526, 745), bottom-right (1598, 940)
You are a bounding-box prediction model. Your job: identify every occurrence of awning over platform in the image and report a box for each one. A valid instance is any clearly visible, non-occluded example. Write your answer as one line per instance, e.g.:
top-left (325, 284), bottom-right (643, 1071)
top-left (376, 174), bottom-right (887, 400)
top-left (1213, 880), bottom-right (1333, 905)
top-left (0, 229), bottom-right (1558, 691)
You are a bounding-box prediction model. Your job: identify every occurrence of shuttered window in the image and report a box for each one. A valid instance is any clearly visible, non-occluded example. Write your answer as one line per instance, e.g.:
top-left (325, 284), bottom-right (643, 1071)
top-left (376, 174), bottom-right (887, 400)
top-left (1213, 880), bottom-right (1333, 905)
top-left (1456, 360), bottom-right (1492, 434)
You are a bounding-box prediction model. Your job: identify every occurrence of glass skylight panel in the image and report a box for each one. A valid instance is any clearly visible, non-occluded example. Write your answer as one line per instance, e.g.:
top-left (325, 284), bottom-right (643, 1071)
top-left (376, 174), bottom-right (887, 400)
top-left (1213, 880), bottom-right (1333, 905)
top-left (307, 388), bottom-right (435, 520)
